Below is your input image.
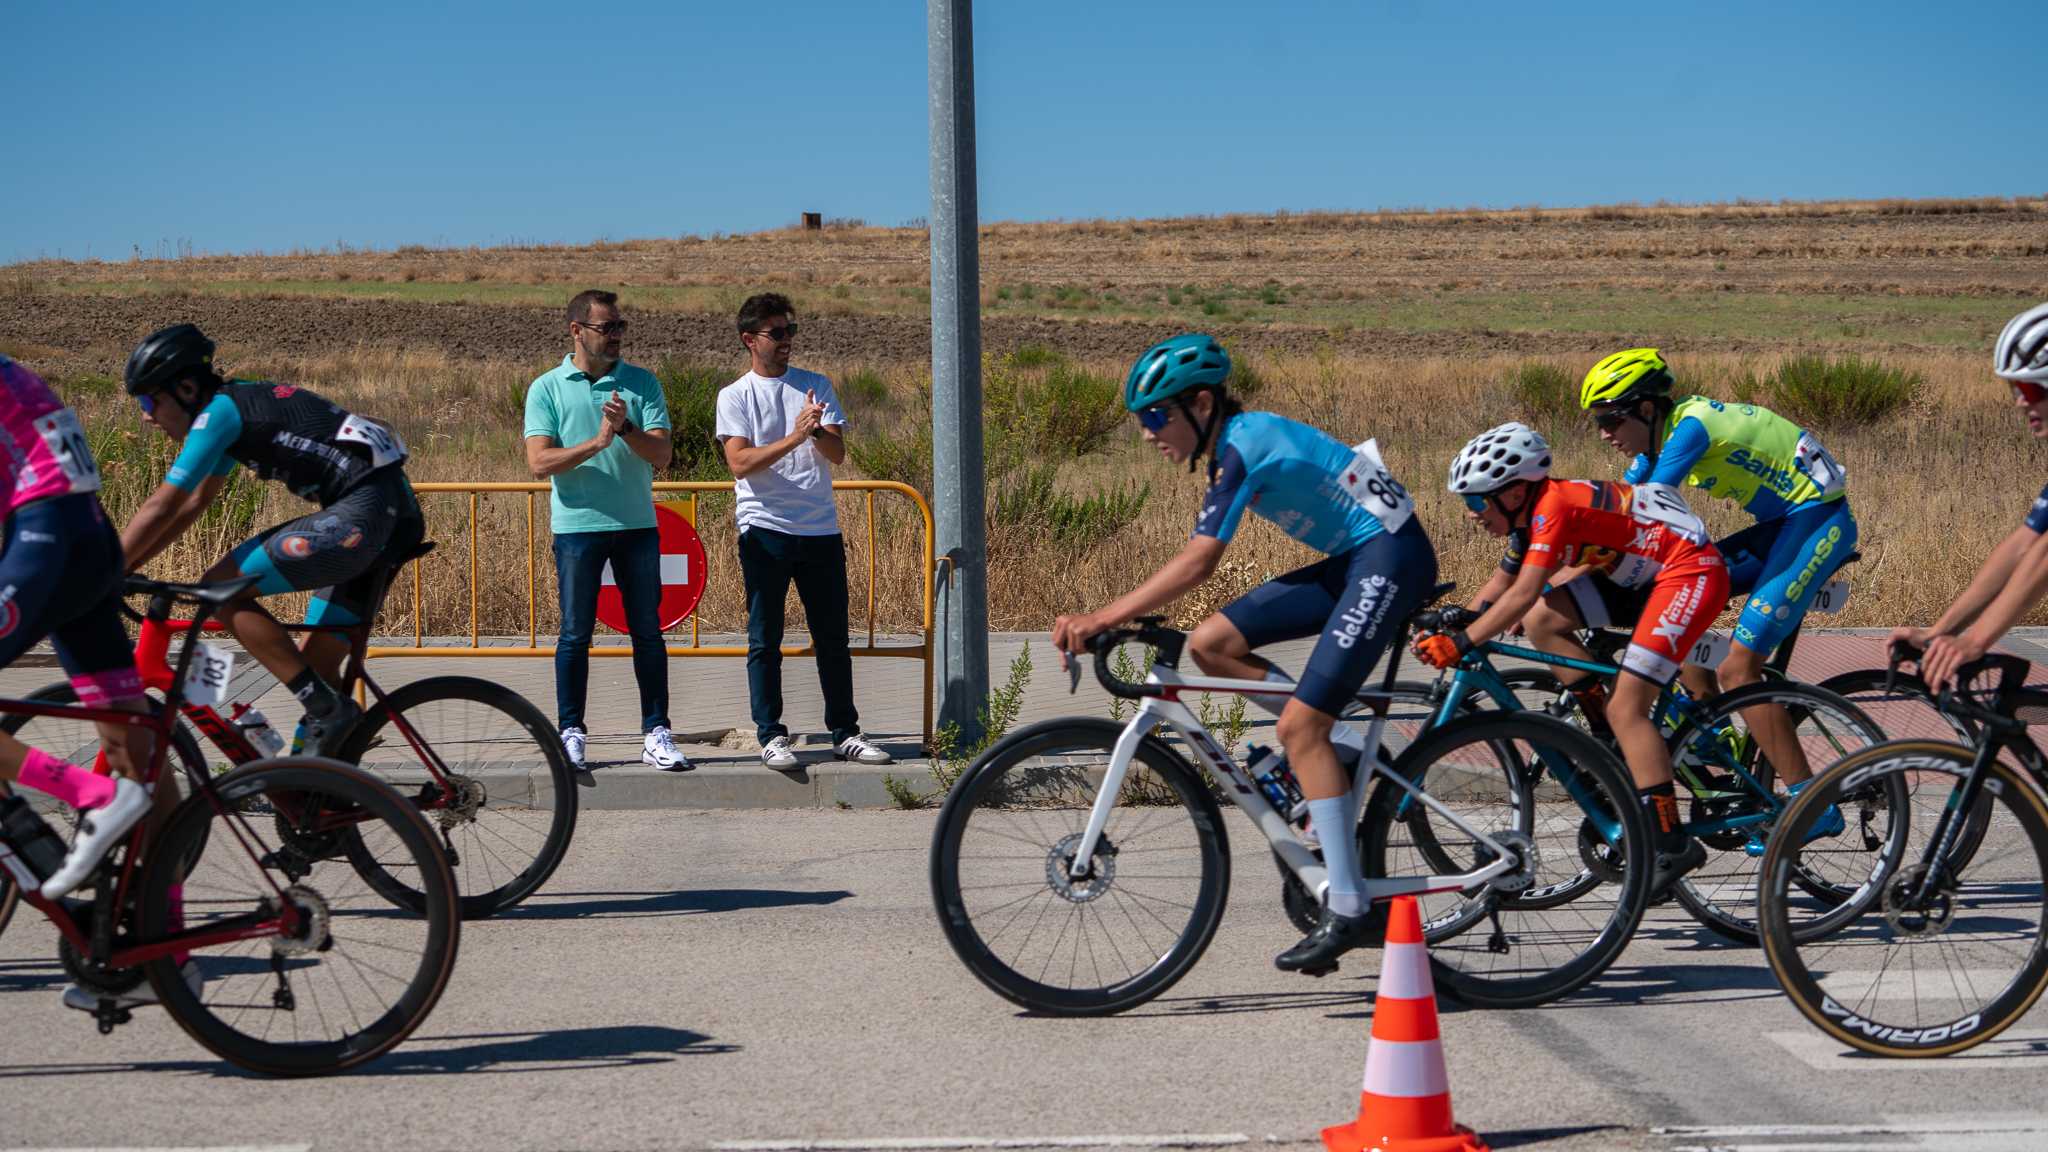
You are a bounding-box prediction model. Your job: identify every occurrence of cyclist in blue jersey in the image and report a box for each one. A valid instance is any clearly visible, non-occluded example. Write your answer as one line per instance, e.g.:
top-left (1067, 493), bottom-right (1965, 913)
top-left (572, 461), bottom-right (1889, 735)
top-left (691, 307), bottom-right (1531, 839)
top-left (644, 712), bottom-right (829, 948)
top-left (1051, 334), bottom-right (1438, 973)
top-left (117, 325), bottom-right (427, 756)
top-left (1899, 304), bottom-right (2048, 690)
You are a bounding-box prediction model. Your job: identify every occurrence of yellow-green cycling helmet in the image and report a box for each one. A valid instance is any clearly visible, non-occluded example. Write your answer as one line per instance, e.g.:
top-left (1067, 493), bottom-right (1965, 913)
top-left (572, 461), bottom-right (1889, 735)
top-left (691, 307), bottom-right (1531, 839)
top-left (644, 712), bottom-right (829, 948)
top-left (1579, 348), bottom-right (1676, 410)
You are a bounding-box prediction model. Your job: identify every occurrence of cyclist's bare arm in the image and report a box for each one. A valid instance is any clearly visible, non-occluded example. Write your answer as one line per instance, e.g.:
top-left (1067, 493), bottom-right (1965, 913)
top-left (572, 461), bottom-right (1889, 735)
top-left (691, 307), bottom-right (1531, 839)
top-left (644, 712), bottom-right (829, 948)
top-left (1459, 562), bottom-right (1551, 647)
top-left (1916, 523), bottom-right (2042, 642)
top-left (1051, 535), bottom-right (1225, 659)
top-left (1950, 529), bottom-right (2048, 649)
top-left (120, 475), bottom-right (229, 573)
top-left (1464, 568), bottom-right (1513, 613)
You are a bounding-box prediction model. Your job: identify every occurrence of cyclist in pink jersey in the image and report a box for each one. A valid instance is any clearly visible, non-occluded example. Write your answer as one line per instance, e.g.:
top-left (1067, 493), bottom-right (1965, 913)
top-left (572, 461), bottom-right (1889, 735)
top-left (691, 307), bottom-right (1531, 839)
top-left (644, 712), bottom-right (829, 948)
top-left (0, 356), bottom-right (161, 902)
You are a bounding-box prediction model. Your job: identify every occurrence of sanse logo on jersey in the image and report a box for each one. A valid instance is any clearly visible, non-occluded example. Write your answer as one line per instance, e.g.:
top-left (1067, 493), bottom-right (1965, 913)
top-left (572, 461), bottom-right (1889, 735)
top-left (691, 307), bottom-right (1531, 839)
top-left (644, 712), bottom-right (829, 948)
top-left (1723, 447), bottom-right (1800, 495)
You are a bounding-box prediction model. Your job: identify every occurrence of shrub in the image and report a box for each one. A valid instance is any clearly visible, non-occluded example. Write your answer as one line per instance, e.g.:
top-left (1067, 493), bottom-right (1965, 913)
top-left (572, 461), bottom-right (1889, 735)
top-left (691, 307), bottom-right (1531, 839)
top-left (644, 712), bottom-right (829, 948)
top-left (989, 465), bottom-right (1148, 546)
top-left (1227, 354), bottom-right (1267, 403)
top-left (839, 365), bottom-right (888, 408)
top-left (1503, 361), bottom-right (1580, 428)
top-left (1763, 355), bottom-right (1920, 426)
top-left (1009, 342), bottom-right (1060, 368)
top-left (848, 423), bottom-right (932, 494)
top-left (654, 358), bottom-right (732, 480)
top-left (1026, 363), bottom-right (1124, 457)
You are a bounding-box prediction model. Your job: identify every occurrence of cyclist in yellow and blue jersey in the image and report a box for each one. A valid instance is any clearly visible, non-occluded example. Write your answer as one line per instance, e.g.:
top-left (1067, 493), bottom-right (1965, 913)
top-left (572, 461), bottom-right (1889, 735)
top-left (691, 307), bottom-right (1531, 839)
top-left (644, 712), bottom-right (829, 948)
top-left (1577, 348), bottom-right (1855, 851)
top-left (1050, 333), bottom-right (1438, 975)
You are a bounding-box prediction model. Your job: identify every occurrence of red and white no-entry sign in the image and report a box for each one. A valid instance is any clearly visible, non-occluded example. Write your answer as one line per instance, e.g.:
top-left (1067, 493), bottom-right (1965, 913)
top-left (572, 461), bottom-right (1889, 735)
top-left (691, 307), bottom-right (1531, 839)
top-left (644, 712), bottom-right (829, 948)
top-left (596, 502), bottom-right (708, 634)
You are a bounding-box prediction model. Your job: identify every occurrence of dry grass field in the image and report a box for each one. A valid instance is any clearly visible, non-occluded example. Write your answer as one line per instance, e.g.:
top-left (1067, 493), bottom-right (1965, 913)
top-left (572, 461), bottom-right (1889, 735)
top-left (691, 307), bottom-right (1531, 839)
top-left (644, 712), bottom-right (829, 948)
top-left (6, 196), bottom-right (2046, 637)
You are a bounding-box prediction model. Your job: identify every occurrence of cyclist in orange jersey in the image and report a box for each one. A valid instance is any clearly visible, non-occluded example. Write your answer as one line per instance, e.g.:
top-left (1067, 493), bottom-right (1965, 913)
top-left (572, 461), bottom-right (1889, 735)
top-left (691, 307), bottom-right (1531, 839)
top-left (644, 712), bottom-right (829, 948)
top-left (1415, 422), bottom-right (1726, 898)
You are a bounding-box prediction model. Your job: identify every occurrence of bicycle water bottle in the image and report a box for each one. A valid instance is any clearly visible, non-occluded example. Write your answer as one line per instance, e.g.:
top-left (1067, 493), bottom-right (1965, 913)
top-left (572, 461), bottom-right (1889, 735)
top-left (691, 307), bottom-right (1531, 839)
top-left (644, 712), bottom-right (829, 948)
top-left (1246, 745), bottom-right (1302, 814)
top-left (0, 794), bottom-right (68, 883)
top-left (229, 703), bottom-right (286, 758)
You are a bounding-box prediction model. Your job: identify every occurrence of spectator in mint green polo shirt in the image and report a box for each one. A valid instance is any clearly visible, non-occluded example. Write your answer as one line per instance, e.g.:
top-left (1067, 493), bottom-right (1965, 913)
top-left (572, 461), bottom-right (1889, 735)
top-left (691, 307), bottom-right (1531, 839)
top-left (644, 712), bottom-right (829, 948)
top-left (523, 289), bottom-right (688, 772)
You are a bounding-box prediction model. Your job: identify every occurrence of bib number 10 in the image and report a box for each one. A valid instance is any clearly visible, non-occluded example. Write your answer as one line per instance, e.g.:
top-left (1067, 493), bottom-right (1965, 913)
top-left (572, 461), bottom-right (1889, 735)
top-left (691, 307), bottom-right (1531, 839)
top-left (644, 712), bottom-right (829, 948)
top-left (1630, 482), bottom-right (1708, 545)
top-left (1341, 438), bottom-right (1415, 533)
top-left (33, 408), bottom-right (102, 494)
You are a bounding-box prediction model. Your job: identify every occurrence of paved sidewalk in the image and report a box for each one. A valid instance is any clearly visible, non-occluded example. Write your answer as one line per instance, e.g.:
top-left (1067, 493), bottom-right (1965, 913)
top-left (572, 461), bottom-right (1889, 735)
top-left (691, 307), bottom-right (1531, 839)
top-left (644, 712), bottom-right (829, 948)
top-left (8, 628), bottom-right (2047, 810)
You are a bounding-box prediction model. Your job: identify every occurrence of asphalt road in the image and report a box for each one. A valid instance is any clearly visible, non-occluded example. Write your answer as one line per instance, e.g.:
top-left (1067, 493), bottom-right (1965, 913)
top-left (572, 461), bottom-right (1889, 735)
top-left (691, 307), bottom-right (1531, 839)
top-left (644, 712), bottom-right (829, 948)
top-left (3, 809), bottom-right (2046, 1152)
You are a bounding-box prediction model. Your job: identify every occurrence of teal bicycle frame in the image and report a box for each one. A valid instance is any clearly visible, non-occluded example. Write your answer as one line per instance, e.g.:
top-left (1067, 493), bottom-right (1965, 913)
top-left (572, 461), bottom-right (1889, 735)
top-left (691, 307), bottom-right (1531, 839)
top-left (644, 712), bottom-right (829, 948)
top-left (1415, 637), bottom-right (1783, 845)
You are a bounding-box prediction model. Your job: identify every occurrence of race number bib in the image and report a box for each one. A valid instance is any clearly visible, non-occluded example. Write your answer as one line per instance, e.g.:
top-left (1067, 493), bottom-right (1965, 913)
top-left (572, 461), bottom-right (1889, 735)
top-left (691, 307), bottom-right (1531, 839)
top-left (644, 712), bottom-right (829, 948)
top-left (335, 413), bottom-right (409, 469)
top-left (1684, 629), bottom-right (1731, 670)
top-left (1794, 432), bottom-right (1847, 499)
top-left (1339, 438), bottom-right (1414, 534)
top-left (32, 407), bottom-right (101, 494)
top-left (181, 642), bottom-right (235, 708)
top-left (1809, 578), bottom-right (1852, 616)
top-left (1630, 482), bottom-right (1708, 545)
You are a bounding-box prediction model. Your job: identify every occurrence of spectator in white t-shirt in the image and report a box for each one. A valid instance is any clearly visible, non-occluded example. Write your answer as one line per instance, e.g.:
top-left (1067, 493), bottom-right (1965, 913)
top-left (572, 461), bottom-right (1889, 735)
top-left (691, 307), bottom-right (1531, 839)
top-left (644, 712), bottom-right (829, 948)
top-left (715, 293), bottom-right (891, 769)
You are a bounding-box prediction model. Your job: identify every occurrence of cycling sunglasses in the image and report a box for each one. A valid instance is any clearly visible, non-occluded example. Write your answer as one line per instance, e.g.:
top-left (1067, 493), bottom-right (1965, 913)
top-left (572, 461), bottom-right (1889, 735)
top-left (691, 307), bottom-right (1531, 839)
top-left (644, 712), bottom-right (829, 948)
top-left (1462, 493), bottom-right (1490, 514)
top-left (2013, 379), bottom-right (2048, 405)
top-left (1590, 406), bottom-right (1636, 430)
top-left (1136, 405), bottom-right (1174, 432)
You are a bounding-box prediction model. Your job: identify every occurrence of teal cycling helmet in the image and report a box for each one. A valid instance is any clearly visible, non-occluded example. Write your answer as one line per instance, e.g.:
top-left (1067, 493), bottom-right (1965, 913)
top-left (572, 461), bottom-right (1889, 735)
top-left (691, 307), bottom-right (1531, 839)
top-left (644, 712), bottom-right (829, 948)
top-left (1125, 333), bottom-right (1231, 412)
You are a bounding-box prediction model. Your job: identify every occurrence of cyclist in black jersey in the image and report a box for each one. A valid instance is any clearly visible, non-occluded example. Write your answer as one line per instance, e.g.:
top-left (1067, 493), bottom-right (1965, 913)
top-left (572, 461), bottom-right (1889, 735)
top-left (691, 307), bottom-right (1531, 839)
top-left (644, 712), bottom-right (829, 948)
top-left (1896, 303), bottom-right (2048, 690)
top-left (117, 325), bottom-right (426, 753)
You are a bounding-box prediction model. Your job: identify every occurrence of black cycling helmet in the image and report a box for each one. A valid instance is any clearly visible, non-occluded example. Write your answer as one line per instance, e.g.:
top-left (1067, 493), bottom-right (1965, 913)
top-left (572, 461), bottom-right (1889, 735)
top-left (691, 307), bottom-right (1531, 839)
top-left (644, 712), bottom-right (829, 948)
top-left (124, 323), bottom-right (218, 398)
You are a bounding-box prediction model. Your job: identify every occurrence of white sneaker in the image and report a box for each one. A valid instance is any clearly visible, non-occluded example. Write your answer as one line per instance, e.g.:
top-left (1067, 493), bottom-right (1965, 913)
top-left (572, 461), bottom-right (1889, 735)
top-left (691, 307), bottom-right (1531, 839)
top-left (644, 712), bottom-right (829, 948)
top-left (835, 734), bottom-right (894, 765)
top-left (63, 960), bottom-right (202, 1013)
top-left (561, 726), bottom-right (587, 769)
top-left (642, 726), bottom-right (691, 772)
top-left (761, 735), bottom-right (799, 769)
top-left (41, 777), bottom-right (152, 900)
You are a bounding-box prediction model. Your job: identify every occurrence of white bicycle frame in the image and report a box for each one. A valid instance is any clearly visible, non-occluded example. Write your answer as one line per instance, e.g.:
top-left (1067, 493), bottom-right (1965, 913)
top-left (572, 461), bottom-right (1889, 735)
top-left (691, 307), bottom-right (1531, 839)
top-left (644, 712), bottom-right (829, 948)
top-left (1067, 661), bottom-right (1518, 903)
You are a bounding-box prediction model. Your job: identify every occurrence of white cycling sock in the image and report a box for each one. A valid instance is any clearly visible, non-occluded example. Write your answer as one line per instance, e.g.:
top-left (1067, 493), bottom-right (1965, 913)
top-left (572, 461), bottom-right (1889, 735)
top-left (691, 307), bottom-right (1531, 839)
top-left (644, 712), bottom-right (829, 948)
top-left (1310, 795), bottom-right (1364, 916)
top-left (1252, 667), bottom-right (1365, 755)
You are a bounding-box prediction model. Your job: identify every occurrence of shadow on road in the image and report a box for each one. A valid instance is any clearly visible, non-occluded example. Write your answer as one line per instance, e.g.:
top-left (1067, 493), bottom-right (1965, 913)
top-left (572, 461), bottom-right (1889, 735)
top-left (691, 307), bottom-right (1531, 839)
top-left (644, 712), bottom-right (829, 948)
top-left (0, 958), bottom-right (66, 994)
top-left (496, 888), bottom-right (853, 920)
top-left (0, 1024), bottom-right (736, 1080)
top-left (1528, 961), bottom-right (1784, 1008)
top-left (1486, 1125), bottom-right (1628, 1148)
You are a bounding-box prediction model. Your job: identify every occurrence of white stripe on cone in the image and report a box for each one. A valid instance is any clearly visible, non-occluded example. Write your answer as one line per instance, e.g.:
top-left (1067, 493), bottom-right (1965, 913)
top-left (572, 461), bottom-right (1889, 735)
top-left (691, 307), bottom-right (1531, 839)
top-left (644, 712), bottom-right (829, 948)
top-left (1375, 941), bottom-right (1433, 1001)
top-left (601, 556), bottom-right (691, 587)
top-left (1361, 1037), bottom-right (1450, 1098)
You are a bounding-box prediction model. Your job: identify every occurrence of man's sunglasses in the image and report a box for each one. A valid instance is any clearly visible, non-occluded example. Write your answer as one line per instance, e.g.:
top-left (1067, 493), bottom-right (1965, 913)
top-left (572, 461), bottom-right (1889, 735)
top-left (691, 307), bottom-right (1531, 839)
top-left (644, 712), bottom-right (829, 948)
top-left (2014, 380), bottom-right (2048, 405)
top-left (1590, 407), bottom-right (1636, 430)
top-left (137, 392), bottom-right (158, 414)
top-left (751, 323), bottom-right (799, 342)
top-left (1136, 406), bottom-right (1173, 432)
top-left (576, 319), bottom-right (628, 336)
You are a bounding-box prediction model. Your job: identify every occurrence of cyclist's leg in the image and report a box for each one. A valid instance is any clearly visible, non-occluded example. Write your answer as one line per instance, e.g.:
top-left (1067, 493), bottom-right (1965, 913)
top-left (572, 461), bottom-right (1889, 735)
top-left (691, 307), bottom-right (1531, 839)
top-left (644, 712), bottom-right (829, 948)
top-left (1721, 501), bottom-right (1856, 785)
top-left (1615, 559), bottom-right (1729, 888)
top-left (1197, 551), bottom-right (1347, 714)
top-left (302, 483), bottom-right (424, 684)
top-left (1532, 572), bottom-right (1646, 727)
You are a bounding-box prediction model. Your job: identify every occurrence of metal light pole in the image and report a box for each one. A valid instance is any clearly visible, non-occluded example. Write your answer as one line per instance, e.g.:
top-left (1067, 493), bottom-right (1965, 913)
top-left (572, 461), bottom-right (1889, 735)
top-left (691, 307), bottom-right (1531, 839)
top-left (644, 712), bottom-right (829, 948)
top-left (928, 0), bottom-right (989, 747)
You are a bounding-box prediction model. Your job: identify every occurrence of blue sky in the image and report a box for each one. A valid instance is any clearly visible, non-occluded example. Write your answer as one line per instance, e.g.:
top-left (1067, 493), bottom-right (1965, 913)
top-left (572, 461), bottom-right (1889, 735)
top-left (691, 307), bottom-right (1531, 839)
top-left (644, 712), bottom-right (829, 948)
top-left (5, 0), bottom-right (2040, 264)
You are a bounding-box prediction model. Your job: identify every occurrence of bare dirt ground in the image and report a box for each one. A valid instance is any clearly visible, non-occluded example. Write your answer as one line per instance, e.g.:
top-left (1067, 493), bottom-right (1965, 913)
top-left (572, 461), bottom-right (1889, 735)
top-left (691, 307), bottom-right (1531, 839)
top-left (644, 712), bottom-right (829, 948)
top-left (6, 198), bottom-right (2047, 381)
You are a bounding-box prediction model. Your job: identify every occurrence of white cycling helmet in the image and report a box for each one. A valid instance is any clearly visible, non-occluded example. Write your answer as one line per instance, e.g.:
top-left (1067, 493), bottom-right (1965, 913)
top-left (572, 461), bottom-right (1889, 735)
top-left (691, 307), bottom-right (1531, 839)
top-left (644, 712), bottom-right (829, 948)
top-left (1995, 303), bottom-right (2048, 385)
top-left (1448, 422), bottom-right (1552, 494)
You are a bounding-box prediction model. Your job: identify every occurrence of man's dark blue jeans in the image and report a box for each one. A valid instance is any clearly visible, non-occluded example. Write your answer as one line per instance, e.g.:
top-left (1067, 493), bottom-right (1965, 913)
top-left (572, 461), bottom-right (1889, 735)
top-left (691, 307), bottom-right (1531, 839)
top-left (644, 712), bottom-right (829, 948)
top-left (738, 527), bottom-right (858, 745)
top-left (554, 527), bottom-right (670, 734)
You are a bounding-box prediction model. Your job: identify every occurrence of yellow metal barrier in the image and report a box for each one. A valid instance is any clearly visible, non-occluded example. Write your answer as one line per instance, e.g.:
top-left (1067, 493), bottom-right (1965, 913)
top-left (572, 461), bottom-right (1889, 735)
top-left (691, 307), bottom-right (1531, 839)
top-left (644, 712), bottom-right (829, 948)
top-left (366, 480), bottom-right (936, 742)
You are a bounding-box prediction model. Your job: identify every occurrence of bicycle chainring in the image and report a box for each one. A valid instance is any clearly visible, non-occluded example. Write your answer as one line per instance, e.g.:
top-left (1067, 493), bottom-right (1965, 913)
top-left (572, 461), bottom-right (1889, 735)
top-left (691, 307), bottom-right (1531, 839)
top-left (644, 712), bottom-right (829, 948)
top-left (59, 935), bottom-right (146, 997)
top-left (1577, 817), bottom-right (1626, 884)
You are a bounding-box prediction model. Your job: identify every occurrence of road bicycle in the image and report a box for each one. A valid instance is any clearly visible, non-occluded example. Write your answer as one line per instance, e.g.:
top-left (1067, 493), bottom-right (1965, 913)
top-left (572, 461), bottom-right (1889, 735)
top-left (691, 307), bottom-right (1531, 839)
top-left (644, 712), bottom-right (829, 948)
top-left (1377, 604), bottom-right (1891, 946)
top-left (1759, 647), bottom-right (2048, 1057)
top-left (0, 574), bottom-right (459, 1076)
top-left (2, 540), bottom-right (576, 920)
top-left (929, 586), bottom-right (1654, 1016)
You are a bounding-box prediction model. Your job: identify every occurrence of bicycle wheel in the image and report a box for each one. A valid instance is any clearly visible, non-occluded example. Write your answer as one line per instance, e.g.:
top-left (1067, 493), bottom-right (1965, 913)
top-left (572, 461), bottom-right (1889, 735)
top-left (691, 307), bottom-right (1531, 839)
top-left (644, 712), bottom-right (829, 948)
top-left (1820, 667), bottom-right (2007, 870)
top-left (1760, 740), bottom-right (2048, 1057)
top-left (137, 756), bottom-right (460, 1076)
top-left (1663, 681), bottom-right (1892, 946)
top-left (0, 684), bottom-right (212, 828)
top-left (0, 868), bottom-right (16, 939)
top-left (1361, 710), bottom-right (1651, 1008)
top-left (334, 676), bottom-right (576, 919)
top-left (930, 717), bottom-right (1231, 1016)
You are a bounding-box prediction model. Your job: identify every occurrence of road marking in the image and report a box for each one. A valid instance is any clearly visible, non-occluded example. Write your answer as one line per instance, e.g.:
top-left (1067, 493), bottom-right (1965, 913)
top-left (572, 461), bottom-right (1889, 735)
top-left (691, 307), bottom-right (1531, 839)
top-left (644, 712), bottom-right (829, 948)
top-left (714, 1136), bottom-right (1259, 1151)
top-left (0, 1147), bottom-right (313, 1152)
top-left (1655, 1116), bottom-right (2048, 1150)
top-left (1764, 1028), bottom-right (2048, 1070)
top-left (1656, 1119), bottom-right (2048, 1137)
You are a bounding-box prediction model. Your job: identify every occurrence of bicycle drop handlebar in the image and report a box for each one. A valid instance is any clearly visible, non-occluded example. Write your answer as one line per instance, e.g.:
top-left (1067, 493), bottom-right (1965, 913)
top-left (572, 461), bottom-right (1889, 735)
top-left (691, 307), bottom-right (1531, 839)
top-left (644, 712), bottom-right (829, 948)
top-left (1888, 638), bottom-right (2033, 735)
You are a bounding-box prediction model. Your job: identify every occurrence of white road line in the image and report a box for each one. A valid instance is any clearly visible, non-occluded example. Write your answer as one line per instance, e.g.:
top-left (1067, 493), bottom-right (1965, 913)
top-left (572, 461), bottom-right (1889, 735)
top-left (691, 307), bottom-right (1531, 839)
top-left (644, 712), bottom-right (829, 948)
top-left (1, 1147), bottom-right (313, 1152)
top-left (1656, 1118), bottom-right (2048, 1137)
top-left (713, 1136), bottom-right (1259, 1151)
top-left (1670, 1144), bottom-right (1924, 1152)
top-left (1764, 1027), bottom-right (2048, 1070)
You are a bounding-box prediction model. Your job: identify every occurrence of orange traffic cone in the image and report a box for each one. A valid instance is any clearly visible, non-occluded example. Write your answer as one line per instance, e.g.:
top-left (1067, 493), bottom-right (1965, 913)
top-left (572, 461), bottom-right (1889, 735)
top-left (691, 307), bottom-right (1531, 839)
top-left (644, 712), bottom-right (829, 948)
top-left (1322, 896), bottom-right (1489, 1152)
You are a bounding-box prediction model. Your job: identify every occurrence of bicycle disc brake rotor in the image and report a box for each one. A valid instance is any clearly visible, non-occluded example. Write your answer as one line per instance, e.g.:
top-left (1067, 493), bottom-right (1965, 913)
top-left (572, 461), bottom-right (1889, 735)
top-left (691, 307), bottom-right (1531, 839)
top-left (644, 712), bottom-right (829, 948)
top-left (1879, 861), bottom-right (1956, 939)
top-left (434, 773), bottom-right (487, 830)
top-left (267, 884), bottom-right (332, 956)
top-left (1046, 831), bottom-right (1116, 903)
top-left (1485, 829), bottom-right (1539, 896)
